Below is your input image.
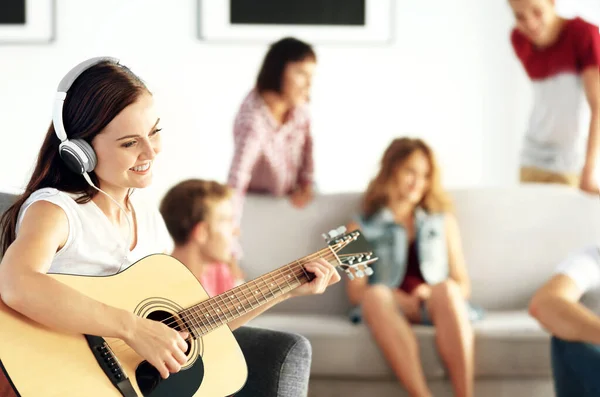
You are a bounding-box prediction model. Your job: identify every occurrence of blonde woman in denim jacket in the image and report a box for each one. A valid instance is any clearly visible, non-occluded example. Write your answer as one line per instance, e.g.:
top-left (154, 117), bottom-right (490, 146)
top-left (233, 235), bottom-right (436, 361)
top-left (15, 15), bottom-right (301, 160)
top-left (346, 137), bottom-right (479, 397)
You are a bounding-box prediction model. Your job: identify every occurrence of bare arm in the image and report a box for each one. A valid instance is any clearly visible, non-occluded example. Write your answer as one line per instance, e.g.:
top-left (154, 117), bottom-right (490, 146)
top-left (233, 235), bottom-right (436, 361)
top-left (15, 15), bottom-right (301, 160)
top-left (580, 66), bottom-right (600, 192)
top-left (0, 201), bottom-right (134, 339)
top-left (529, 274), bottom-right (600, 344)
top-left (445, 212), bottom-right (471, 299)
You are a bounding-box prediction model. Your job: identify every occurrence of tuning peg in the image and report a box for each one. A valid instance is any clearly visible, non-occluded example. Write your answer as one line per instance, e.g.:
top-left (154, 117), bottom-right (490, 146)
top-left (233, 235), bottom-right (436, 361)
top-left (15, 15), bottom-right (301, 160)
top-left (356, 269), bottom-right (364, 278)
top-left (346, 270), bottom-right (355, 280)
top-left (336, 226), bottom-right (347, 235)
top-left (364, 267), bottom-right (374, 276)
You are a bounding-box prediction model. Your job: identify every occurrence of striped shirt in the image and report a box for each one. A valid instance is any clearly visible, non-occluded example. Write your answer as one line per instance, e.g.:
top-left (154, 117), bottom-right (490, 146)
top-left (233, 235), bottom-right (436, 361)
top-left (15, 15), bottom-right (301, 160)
top-left (511, 17), bottom-right (600, 173)
top-left (227, 88), bottom-right (314, 223)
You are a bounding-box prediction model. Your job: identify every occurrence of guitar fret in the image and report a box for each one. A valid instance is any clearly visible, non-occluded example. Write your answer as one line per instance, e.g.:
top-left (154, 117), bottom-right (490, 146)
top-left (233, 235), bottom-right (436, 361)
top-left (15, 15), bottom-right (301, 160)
top-left (240, 283), bottom-right (259, 310)
top-left (280, 267), bottom-right (295, 292)
top-left (226, 290), bottom-right (243, 317)
top-left (232, 289), bottom-right (247, 314)
top-left (182, 309), bottom-right (201, 338)
top-left (188, 306), bottom-right (208, 335)
top-left (200, 300), bottom-right (218, 330)
top-left (261, 276), bottom-right (276, 299)
top-left (297, 260), bottom-right (311, 281)
top-left (251, 278), bottom-right (269, 303)
top-left (207, 298), bottom-right (226, 328)
top-left (268, 271), bottom-right (285, 296)
top-left (289, 263), bottom-right (302, 286)
top-left (216, 293), bottom-right (235, 322)
top-left (180, 243), bottom-right (353, 338)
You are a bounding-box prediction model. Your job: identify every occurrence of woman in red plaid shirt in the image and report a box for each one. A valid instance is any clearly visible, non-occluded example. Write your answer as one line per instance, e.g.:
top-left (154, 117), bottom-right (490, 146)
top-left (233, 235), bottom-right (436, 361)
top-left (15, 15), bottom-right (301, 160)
top-left (227, 37), bottom-right (317, 225)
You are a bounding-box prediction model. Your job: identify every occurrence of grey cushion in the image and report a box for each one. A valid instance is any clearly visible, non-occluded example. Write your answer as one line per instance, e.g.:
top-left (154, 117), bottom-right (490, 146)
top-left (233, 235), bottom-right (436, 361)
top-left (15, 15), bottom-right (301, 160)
top-left (0, 192), bottom-right (18, 259)
top-left (248, 310), bottom-right (552, 379)
top-left (0, 192), bottom-right (17, 216)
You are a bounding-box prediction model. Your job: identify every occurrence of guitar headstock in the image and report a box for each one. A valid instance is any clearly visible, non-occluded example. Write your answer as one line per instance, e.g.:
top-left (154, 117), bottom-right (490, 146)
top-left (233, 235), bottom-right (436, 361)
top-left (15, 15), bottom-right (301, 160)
top-left (323, 226), bottom-right (377, 281)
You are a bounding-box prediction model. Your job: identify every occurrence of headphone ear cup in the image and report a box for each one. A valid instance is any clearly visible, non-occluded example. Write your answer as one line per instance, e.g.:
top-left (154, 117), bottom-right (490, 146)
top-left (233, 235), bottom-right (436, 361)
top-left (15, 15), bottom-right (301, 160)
top-left (58, 139), bottom-right (97, 174)
top-left (70, 139), bottom-right (97, 172)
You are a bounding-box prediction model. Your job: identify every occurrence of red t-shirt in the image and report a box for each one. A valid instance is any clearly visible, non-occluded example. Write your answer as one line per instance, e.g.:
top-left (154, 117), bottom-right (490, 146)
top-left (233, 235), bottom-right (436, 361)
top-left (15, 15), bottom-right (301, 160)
top-left (510, 17), bottom-right (600, 173)
top-left (398, 240), bottom-right (426, 294)
top-left (199, 262), bottom-right (237, 297)
top-left (511, 17), bottom-right (600, 79)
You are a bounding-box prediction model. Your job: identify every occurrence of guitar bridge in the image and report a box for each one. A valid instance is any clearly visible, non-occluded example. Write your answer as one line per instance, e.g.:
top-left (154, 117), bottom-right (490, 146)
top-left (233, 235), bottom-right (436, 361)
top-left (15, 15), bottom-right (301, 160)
top-left (85, 335), bottom-right (137, 397)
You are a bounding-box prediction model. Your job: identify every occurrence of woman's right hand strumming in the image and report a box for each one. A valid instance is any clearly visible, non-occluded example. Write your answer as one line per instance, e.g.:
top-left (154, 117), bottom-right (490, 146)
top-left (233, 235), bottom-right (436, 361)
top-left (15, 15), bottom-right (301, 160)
top-left (123, 316), bottom-right (189, 379)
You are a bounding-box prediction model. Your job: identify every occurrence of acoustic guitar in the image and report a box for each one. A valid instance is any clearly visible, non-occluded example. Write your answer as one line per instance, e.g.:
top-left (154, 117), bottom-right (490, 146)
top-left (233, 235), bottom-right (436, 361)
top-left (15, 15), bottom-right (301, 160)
top-left (0, 227), bottom-right (375, 397)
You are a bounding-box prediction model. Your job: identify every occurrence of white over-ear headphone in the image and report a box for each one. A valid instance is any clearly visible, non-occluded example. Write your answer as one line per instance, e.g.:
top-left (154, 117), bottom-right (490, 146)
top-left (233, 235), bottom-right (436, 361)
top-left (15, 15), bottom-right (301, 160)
top-left (52, 57), bottom-right (134, 265)
top-left (52, 56), bottom-right (118, 175)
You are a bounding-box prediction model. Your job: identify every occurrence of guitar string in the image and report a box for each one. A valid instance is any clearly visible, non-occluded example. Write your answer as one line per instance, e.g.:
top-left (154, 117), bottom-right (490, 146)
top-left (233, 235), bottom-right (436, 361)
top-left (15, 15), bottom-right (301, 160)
top-left (108, 240), bottom-right (367, 354)
top-left (116, 240), bottom-right (356, 335)
top-left (108, 249), bottom-right (338, 354)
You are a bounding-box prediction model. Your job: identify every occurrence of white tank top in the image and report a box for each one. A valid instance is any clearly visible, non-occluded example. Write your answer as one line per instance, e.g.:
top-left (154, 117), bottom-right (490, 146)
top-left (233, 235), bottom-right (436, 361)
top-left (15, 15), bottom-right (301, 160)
top-left (16, 188), bottom-right (173, 276)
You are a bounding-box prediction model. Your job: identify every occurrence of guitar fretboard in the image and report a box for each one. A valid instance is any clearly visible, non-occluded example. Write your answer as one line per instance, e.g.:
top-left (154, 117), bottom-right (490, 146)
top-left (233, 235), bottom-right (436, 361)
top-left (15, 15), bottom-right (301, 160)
top-left (178, 249), bottom-right (335, 337)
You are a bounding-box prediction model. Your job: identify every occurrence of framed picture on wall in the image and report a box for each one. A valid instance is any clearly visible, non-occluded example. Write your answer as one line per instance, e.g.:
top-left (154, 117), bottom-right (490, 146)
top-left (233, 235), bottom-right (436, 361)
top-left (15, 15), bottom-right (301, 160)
top-left (0, 0), bottom-right (55, 44)
top-left (197, 0), bottom-right (394, 44)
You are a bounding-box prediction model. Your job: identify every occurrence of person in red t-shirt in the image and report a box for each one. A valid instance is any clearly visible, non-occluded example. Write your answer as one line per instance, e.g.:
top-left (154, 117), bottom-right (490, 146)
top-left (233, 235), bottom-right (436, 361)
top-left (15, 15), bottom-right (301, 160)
top-left (508, 0), bottom-right (600, 193)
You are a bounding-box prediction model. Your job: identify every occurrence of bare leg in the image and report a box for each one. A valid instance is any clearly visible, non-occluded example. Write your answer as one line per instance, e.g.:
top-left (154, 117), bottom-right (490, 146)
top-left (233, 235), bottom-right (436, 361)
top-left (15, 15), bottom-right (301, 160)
top-left (426, 280), bottom-right (474, 397)
top-left (362, 285), bottom-right (432, 397)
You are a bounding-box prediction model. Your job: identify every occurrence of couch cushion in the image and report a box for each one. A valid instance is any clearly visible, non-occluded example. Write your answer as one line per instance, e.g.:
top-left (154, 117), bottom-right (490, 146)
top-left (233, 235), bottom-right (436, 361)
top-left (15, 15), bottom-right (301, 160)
top-left (0, 192), bottom-right (16, 216)
top-left (246, 310), bottom-right (552, 379)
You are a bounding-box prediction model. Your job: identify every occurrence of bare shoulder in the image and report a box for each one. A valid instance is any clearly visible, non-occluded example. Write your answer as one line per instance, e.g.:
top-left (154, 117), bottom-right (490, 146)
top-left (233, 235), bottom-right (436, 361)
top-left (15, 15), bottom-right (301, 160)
top-left (12, 200), bottom-right (69, 255)
top-left (443, 211), bottom-right (460, 231)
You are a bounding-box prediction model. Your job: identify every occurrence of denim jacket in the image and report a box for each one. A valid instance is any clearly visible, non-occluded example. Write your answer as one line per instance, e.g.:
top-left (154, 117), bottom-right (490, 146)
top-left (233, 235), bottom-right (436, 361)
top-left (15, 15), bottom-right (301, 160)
top-left (358, 207), bottom-right (449, 287)
top-left (348, 207), bottom-right (448, 323)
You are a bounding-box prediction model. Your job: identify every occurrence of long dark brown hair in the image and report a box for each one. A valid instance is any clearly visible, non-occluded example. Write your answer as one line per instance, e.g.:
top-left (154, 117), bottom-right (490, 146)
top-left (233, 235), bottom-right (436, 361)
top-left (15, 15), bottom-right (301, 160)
top-left (0, 59), bottom-right (149, 254)
top-left (362, 137), bottom-right (453, 218)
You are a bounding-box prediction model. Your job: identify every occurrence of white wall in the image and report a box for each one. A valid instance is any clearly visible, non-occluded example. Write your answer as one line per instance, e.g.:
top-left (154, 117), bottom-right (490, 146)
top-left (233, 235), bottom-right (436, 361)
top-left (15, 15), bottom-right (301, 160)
top-left (0, 0), bottom-right (597, 205)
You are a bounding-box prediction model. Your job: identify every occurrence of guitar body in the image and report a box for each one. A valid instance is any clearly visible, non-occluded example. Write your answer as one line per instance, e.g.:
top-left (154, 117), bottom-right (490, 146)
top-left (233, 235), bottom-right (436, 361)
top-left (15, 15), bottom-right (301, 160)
top-left (0, 254), bottom-right (247, 397)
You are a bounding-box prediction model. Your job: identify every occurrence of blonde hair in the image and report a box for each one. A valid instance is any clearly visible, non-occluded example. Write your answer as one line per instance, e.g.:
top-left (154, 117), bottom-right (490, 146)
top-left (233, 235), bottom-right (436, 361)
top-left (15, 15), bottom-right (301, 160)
top-left (362, 137), bottom-right (453, 218)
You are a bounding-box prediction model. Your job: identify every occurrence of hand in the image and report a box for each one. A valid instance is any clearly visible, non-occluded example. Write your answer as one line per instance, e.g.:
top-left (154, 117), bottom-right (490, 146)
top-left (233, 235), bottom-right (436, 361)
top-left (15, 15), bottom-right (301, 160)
top-left (411, 284), bottom-right (432, 301)
top-left (289, 184), bottom-right (314, 209)
top-left (580, 168), bottom-right (599, 194)
top-left (289, 258), bottom-right (341, 298)
top-left (124, 316), bottom-right (189, 379)
top-left (394, 291), bottom-right (422, 320)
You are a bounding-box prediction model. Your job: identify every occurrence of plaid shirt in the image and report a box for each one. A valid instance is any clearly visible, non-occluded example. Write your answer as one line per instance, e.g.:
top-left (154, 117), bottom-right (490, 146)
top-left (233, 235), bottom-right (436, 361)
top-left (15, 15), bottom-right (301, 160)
top-left (227, 89), bottom-right (314, 224)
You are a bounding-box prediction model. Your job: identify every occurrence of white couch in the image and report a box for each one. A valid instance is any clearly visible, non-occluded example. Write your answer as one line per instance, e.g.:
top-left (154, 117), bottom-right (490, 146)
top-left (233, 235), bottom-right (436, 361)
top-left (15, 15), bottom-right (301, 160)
top-left (241, 185), bottom-right (600, 397)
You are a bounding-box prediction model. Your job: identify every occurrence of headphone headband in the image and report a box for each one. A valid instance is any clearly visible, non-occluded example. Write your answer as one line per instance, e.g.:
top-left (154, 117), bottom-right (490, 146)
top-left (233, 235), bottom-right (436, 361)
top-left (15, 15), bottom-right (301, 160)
top-left (53, 56), bottom-right (119, 142)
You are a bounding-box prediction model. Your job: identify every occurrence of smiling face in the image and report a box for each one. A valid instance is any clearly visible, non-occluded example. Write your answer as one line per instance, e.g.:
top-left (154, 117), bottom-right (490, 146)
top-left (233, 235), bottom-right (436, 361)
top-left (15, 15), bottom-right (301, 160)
top-left (388, 149), bottom-right (432, 206)
top-left (509, 0), bottom-right (558, 44)
top-left (90, 93), bottom-right (162, 192)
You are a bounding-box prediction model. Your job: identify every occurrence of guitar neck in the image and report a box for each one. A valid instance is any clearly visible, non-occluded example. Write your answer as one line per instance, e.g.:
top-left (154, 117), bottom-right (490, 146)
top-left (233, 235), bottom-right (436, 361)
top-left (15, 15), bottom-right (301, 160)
top-left (180, 247), bottom-right (336, 337)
